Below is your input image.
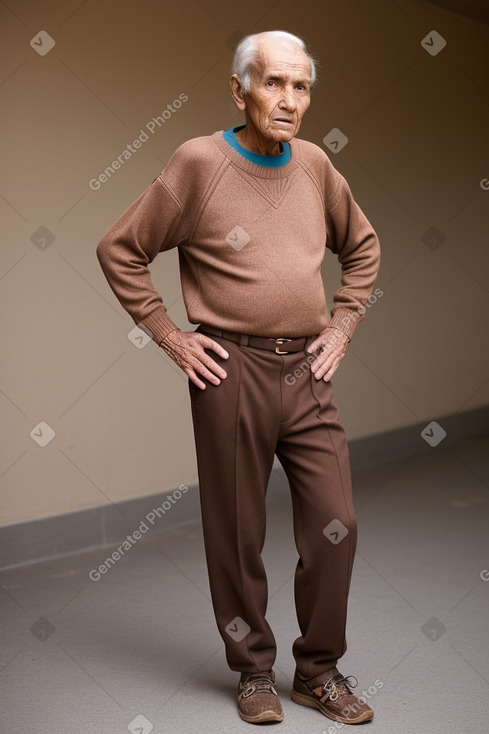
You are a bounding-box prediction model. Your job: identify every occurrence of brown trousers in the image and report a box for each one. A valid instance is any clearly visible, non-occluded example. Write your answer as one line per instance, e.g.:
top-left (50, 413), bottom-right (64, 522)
top-left (188, 329), bottom-right (357, 678)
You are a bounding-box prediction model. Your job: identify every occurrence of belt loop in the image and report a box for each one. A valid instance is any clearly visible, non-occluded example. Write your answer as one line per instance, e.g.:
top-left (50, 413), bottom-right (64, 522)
top-left (240, 333), bottom-right (249, 347)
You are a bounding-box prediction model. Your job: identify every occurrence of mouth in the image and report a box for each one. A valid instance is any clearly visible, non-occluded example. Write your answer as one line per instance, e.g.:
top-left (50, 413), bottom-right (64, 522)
top-left (274, 118), bottom-right (294, 125)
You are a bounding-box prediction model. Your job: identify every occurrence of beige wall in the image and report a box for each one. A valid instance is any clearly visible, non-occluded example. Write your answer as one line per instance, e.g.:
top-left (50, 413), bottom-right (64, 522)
top-left (1, 0), bottom-right (488, 524)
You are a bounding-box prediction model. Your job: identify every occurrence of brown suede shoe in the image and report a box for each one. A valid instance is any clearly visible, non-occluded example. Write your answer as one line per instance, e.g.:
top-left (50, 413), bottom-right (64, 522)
top-left (238, 670), bottom-right (284, 724)
top-left (291, 668), bottom-right (374, 724)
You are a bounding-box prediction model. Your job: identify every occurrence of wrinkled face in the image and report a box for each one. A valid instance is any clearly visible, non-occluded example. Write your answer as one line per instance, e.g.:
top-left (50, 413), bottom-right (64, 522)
top-left (240, 39), bottom-right (312, 146)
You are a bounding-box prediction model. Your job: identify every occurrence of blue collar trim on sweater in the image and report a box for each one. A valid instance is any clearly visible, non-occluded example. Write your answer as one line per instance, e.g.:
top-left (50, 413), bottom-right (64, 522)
top-left (222, 126), bottom-right (291, 168)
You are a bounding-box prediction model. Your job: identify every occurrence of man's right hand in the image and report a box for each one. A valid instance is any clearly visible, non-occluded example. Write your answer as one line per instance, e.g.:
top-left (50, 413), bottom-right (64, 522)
top-left (159, 329), bottom-right (229, 390)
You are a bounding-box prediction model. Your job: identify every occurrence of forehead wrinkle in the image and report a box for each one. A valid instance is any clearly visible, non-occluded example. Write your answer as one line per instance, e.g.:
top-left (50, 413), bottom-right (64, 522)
top-left (265, 66), bottom-right (311, 81)
top-left (253, 40), bottom-right (311, 78)
top-left (254, 58), bottom-right (312, 85)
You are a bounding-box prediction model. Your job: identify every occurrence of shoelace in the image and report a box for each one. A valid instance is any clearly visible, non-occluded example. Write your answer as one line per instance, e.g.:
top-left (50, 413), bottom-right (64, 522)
top-left (320, 673), bottom-right (358, 703)
top-left (241, 674), bottom-right (278, 698)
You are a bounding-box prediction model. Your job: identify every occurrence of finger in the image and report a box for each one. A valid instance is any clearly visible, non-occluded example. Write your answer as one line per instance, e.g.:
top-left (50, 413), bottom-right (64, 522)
top-left (312, 348), bottom-right (342, 379)
top-left (310, 355), bottom-right (326, 374)
top-left (310, 348), bottom-right (334, 374)
top-left (309, 329), bottom-right (348, 354)
top-left (194, 339), bottom-right (229, 379)
top-left (186, 368), bottom-right (208, 390)
top-left (190, 356), bottom-right (227, 385)
top-left (313, 358), bottom-right (334, 380)
top-left (197, 335), bottom-right (229, 360)
top-left (197, 352), bottom-right (227, 380)
top-left (322, 360), bottom-right (340, 382)
top-left (306, 345), bottom-right (325, 366)
top-left (308, 336), bottom-right (339, 356)
top-left (307, 338), bottom-right (321, 354)
top-left (319, 352), bottom-right (344, 381)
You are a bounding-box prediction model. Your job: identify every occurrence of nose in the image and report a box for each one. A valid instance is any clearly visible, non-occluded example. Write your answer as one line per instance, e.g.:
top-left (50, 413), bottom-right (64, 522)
top-left (279, 86), bottom-right (297, 111)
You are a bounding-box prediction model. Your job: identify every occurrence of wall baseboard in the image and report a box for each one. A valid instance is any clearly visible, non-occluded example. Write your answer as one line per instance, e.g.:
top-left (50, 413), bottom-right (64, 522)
top-left (1, 406), bottom-right (487, 571)
top-left (347, 405), bottom-right (488, 471)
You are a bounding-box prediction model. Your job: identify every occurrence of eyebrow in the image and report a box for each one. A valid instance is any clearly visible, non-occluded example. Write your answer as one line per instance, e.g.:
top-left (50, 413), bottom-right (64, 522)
top-left (265, 73), bottom-right (310, 85)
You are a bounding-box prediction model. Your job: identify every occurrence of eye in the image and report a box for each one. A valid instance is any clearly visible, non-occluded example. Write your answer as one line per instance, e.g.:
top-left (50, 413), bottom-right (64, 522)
top-left (266, 80), bottom-right (277, 87)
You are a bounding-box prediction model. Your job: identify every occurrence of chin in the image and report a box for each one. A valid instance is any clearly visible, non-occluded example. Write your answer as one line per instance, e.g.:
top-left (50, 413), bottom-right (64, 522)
top-left (271, 127), bottom-right (297, 142)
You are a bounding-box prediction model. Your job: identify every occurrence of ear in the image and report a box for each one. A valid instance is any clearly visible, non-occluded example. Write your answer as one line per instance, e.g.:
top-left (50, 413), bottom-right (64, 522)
top-left (230, 74), bottom-right (246, 111)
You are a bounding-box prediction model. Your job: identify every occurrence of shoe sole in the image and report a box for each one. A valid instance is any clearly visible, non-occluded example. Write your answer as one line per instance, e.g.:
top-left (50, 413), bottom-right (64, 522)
top-left (291, 690), bottom-right (373, 724)
top-left (239, 709), bottom-right (285, 723)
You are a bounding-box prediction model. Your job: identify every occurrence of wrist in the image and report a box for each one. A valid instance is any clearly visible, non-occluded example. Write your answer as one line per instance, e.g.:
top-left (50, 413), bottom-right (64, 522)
top-left (325, 326), bottom-right (351, 343)
top-left (158, 328), bottom-right (181, 347)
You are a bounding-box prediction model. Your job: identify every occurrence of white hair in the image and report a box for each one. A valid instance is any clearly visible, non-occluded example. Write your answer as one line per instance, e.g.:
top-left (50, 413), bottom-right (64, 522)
top-left (232, 30), bottom-right (317, 93)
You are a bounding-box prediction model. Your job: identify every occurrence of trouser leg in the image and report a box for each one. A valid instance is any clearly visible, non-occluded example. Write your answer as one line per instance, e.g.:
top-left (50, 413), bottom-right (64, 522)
top-left (189, 336), bottom-right (357, 678)
top-left (276, 360), bottom-right (357, 679)
top-left (188, 337), bottom-right (282, 673)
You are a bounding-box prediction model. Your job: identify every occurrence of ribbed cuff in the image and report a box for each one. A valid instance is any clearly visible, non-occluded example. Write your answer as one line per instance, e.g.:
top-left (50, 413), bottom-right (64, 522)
top-left (140, 307), bottom-right (179, 345)
top-left (328, 308), bottom-right (363, 341)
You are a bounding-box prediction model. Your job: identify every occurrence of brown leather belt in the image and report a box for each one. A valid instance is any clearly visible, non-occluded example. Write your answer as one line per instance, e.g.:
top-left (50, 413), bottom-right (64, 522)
top-left (198, 325), bottom-right (308, 355)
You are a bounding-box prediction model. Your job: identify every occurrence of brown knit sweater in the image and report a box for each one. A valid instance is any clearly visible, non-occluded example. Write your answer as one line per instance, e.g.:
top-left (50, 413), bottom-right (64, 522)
top-left (96, 131), bottom-right (380, 343)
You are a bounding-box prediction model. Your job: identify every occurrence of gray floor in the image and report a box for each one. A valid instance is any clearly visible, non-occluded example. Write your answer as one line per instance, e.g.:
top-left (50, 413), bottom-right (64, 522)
top-left (1, 433), bottom-right (488, 734)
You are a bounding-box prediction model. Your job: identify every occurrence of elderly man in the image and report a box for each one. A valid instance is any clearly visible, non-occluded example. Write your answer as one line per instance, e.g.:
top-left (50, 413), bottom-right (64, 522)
top-left (97, 30), bottom-right (380, 726)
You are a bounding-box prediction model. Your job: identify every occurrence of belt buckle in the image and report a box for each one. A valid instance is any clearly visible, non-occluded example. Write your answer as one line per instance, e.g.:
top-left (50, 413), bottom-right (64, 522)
top-left (272, 337), bottom-right (292, 355)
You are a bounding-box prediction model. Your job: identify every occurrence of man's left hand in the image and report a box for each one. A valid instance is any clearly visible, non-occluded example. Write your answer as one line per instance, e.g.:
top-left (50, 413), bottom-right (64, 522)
top-left (307, 327), bottom-right (349, 382)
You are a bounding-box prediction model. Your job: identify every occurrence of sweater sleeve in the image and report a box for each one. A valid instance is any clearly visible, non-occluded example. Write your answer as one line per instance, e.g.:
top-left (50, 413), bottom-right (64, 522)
top-left (96, 175), bottom-right (188, 344)
top-left (325, 176), bottom-right (381, 340)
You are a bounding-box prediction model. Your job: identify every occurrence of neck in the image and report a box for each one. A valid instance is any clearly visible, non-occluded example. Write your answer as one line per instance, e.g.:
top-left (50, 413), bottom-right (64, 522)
top-left (234, 126), bottom-right (283, 156)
